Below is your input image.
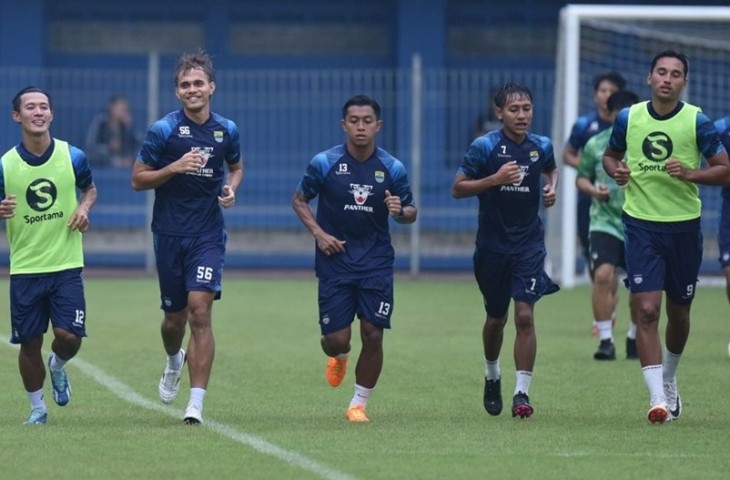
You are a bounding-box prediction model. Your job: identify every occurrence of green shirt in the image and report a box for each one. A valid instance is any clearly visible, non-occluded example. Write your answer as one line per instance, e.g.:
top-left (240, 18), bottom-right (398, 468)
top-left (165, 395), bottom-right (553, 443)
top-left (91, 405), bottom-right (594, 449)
top-left (624, 101), bottom-right (701, 221)
top-left (2, 139), bottom-right (84, 274)
top-left (577, 128), bottom-right (624, 240)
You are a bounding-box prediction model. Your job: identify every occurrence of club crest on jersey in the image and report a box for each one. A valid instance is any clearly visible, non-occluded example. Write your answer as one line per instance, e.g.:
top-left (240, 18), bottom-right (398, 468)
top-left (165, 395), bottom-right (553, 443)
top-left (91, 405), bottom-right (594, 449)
top-left (213, 131), bottom-right (224, 143)
top-left (529, 150), bottom-right (539, 162)
top-left (374, 171), bottom-right (385, 183)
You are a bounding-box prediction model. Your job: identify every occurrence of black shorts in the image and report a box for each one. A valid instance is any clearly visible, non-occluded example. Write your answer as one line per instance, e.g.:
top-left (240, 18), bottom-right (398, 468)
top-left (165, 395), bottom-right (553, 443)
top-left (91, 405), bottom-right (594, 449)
top-left (588, 231), bottom-right (625, 277)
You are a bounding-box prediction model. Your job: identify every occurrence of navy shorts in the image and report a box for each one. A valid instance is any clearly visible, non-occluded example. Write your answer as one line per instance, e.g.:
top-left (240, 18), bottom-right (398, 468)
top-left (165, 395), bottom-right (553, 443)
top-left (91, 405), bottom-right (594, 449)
top-left (318, 274), bottom-right (393, 335)
top-left (154, 230), bottom-right (226, 312)
top-left (719, 197), bottom-right (730, 269)
top-left (623, 219), bottom-right (701, 304)
top-left (589, 231), bottom-right (626, 276)
top-left (473, 246), bottom-right (559, 318)
top-left (9, 268), bottom-right (87, 344)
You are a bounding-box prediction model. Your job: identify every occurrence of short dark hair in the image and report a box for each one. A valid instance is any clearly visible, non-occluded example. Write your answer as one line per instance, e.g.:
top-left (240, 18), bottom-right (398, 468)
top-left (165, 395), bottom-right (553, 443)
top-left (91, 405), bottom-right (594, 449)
top-left (650, 49), bottom-right (689, 77)
top-left (493, 82), bottom-right (533, 109)
top-left (607, 90), bottom-right (640, 113)
top-left (592, 71), bottom-right (626, 92)
top-left (342, 94), bottom-right (381, 120)
top-left (12, 86), bottom-right (52, 112)
top-left (175, 50), bottom-right (216, 86)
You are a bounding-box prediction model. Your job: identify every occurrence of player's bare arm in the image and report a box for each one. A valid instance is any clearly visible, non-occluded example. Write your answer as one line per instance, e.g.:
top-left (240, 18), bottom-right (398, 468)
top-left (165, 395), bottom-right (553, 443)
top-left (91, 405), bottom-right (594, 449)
top-left (563, 145), bottom-right (580, 169)
top-left (603, 148), bottom-right (630, 186)
top-left (542, 167), bottom-right (559, 208)
top-left (67, 183), bottom-right (97, 233)
top-left (384, 189), bottom-right (417, 224)
top-left (292, 190), bottom-right (346, 256)
top-left (451, 160), bottom-right (522, 198)
top-left (0, 194), bottom-right (17, 219)
top-left (131, 150), bottom-right (206, 191)
top-left (218, 161), bottom-right (243, 208)
top-left (666, 152), bottom-right (730, 186)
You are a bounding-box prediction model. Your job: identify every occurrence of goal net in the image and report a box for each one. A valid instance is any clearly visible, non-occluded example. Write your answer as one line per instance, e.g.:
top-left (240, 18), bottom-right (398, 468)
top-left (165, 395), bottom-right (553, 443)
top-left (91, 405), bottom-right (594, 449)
top-left (551, 5), bottom-right (730, 287)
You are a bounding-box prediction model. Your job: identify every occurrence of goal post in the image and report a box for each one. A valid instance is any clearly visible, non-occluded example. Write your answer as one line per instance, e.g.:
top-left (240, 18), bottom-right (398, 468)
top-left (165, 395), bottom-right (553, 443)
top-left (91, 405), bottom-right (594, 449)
top-left (551, 4), bottom-right (730, 288)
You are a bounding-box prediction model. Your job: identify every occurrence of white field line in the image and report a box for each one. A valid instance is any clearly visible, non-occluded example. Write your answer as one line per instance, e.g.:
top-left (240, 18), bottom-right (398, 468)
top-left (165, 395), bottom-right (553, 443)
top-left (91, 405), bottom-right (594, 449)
top-left (1, 336), bottom-right (355, 480)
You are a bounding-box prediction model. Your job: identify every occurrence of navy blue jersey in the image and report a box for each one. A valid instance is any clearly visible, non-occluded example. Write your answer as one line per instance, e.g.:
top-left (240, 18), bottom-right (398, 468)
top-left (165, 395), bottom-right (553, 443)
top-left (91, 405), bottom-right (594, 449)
top-left (296, 144), bottom-right (414, 279)
top-left (0, 139), bottom-right (92, 198)
top-left (458, 130), bottom-right (556, 253)
top-left (715, 115), bottom-right (730, 203)
top-left (137, 110), bottom-right (241, 235)
top-left (566, 110), bottom-right (612, 151)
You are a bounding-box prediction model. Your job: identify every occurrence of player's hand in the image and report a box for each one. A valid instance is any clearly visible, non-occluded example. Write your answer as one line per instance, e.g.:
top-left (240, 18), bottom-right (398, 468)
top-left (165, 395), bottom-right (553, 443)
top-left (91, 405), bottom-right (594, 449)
top-left (218, 185), bottom-right (235, 208)
top-left (496, 161), bottom-right (523, 185)
top-left (594, 184), bottom-right (610, 202)
top-left (666, 158), bottom-right (689, 180)
top-left (315, 232), bottom-right (346, 256)
top-left (384, 190), bottom-right (402, 217)
top-left (173, 151), bottom-right (205, 174)
top-left (543, 184), bottom-right (556, 208)
top-left (67, 206), bottom-right (90, 233)
top-left (614, 160), bottom-right (631, 186)
top-left (0, 194), bottom-right (17, 219)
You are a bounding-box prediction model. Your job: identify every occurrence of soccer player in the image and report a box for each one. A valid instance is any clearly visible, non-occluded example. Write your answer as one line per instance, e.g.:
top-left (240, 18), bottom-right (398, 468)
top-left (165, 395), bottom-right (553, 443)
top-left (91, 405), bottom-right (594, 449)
top-left (564, 71), bottom-right (626, 324)
top-left (292, 94), bottom-right (417, 423)
top-left (0, 86), bottom-right (97, 425)
top-left (603, 50), bottom-right (730, 424)
top-left (714, 115), bottom-right (730, 355)
top-left (452, 82), bottom-right (559, 419)
top-left (132, 51), bottom-right (243, 425)
top-left (576, 90), bottom-right (640, 361)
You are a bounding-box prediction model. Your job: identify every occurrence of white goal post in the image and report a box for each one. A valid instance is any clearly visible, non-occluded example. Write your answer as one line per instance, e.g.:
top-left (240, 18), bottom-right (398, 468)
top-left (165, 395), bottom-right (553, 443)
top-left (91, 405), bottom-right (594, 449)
top-left (551, 4), bottom-right (730, 288)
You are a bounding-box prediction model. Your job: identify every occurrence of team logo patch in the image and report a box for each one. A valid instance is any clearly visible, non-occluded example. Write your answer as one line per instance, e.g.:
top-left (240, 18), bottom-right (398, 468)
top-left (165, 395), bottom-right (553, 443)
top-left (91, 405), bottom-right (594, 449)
top-left (27, 178), bottom-right (57, 212)
top-left (633, 275), bottom-right (643, 285)
top-left (642, 131), bottom-right (673, 162)
top-left (349, 184), bottom-right (373, 205)
top-left (374, 171), bottom-right (385, 183)
top-left (529, 150), bottom-right (539, 162)
top-left (213, 131), bottom-right (224, 143)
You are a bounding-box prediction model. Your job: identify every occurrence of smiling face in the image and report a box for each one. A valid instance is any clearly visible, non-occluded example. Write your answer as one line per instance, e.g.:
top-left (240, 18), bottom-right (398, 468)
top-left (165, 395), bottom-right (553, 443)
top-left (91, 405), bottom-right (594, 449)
top-left (12, 91), bottom-right (53, 137)
top-left (175, 67), bottom-right (216, 116)
top-left (647, 56), bottom-right (687, 104)
top-left (495, 92), bottom-right (533, 142)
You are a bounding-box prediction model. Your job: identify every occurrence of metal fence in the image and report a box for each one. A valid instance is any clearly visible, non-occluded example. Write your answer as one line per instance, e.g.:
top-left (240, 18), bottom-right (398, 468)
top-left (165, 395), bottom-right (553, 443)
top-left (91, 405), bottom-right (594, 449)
top-left (0, 59), bottom-right (556, 273)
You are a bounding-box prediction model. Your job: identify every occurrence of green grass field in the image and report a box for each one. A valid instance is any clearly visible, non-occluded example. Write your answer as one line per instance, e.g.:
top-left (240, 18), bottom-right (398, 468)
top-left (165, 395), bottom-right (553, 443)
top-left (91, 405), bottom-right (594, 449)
top-left (1, 275), bottom-right (729, 479)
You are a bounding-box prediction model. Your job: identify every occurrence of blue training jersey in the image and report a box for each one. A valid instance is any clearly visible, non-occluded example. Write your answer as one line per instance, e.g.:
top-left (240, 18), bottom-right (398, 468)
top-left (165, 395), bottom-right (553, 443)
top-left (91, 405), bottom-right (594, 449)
top-left (0, 139), bottom-right (93, 199)
top-left (458, 130), bottom-right (556, 253)
top-left (137, 109), bottom-right (241, 235)
top-left (296, 144), bottom-right (414, 279)
top-left (715, 115), bottom-right (730, 202)
top-left (566, 110), bottom-right (612, 151)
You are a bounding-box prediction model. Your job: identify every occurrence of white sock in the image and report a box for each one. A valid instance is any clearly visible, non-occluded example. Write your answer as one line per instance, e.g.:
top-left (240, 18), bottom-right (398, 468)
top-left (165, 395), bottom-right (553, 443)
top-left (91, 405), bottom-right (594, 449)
top-left (49, 353), bottom-right (68, 371)
top-left (662, 347), bottom-right (681, 383)
top-left (27, 388), bottom-right (46, 412)
top-left (485, 358), bottom-right (500, 381)
top-left (349, 384), bottom-right (374, 408)
top-left (626, 322), bottom-right (637, 340)
top-left (642, 365), bottom-right (665, 405)
top-left (189, 387), bottom-right (206, 408)
top-left (596, 319), bottom-right (613, 341)
top-left (514, 370), bottom-right (532, 396)
top-left (167, 350), bottom-right (184, 370)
